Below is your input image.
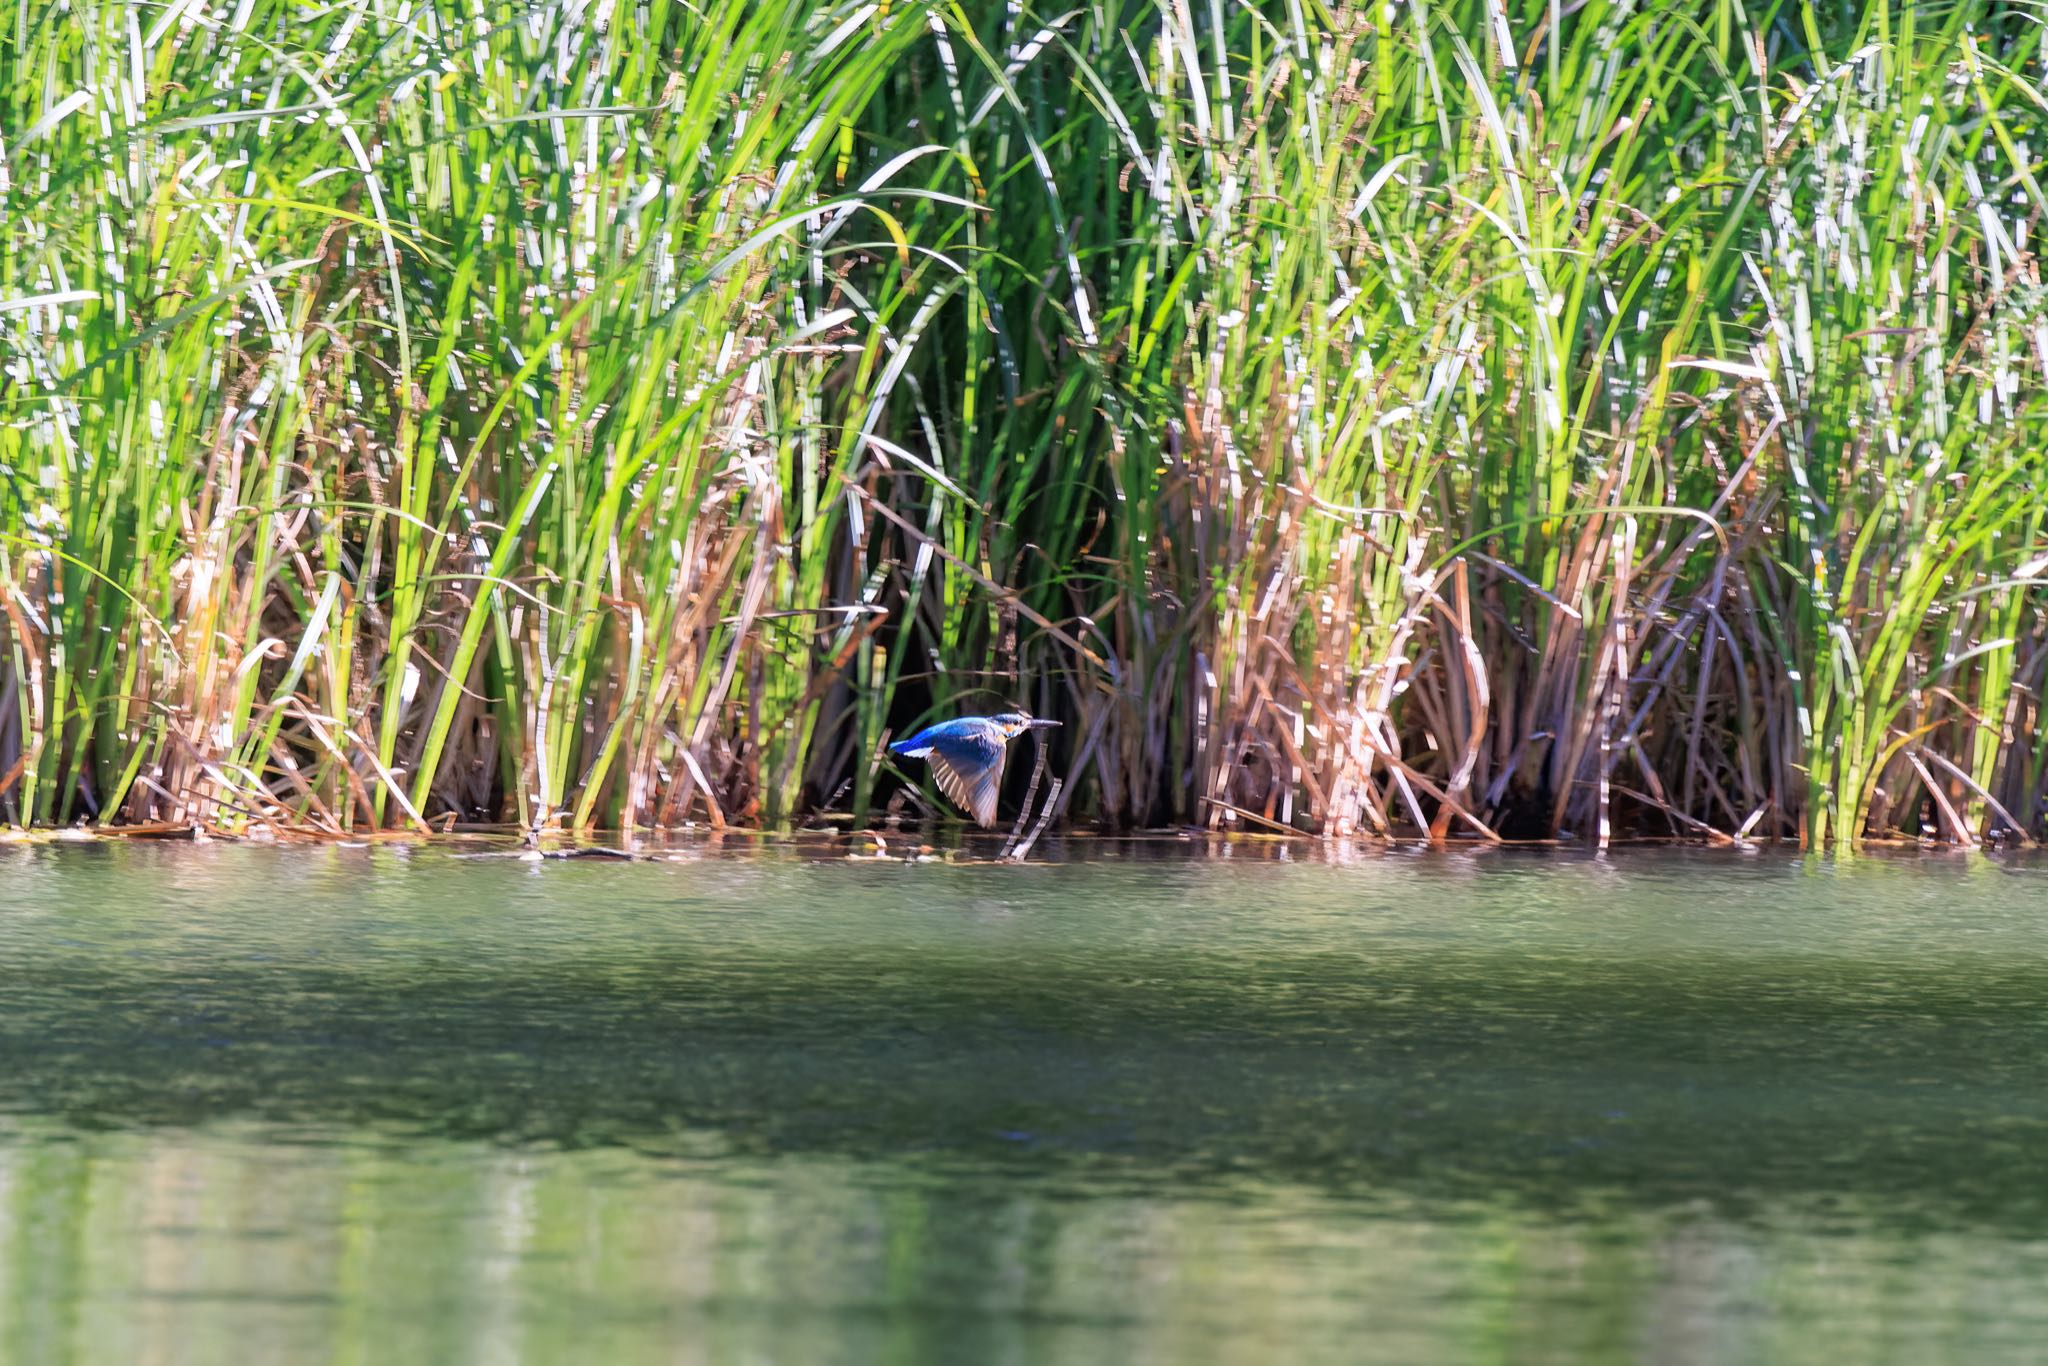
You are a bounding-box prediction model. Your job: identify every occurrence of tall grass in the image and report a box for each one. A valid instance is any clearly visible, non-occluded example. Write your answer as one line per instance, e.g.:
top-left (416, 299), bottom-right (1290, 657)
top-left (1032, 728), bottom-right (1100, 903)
top-left (5, 0), bottom-right (2047, 846)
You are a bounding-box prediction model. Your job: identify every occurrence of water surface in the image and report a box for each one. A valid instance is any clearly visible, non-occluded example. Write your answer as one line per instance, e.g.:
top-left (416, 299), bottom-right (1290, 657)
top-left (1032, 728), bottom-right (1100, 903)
top-left (2, 841), bottom-right (2046, 1362)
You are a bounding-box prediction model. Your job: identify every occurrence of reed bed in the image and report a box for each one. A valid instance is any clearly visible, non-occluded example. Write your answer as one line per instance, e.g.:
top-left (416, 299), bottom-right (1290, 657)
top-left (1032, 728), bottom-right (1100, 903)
top-left (4, 0), bottom-right (2047, 846)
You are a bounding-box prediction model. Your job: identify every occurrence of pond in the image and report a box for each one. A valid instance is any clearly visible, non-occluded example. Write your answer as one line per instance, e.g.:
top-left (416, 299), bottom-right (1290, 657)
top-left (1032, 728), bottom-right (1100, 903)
top-left (2, 840), bottom-right (2045, 1363)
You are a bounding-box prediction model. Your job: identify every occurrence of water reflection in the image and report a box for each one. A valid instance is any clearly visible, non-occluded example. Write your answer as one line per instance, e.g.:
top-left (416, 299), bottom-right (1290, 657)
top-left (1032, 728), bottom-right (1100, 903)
top-left (2, 843), bottom-right (2046, 1362)
top-left (11, 1128), bottom-right (2048, 1366)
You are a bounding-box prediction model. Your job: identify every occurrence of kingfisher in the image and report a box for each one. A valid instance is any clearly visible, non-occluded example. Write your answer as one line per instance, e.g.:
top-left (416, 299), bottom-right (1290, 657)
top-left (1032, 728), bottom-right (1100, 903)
top-left (888, 711), bottom-right (1061, 827)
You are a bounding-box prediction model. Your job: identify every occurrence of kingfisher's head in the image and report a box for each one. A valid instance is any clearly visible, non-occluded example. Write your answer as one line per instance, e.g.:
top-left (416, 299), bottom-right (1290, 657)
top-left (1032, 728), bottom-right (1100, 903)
top-left (989, 710), bottom-right (1061, 739)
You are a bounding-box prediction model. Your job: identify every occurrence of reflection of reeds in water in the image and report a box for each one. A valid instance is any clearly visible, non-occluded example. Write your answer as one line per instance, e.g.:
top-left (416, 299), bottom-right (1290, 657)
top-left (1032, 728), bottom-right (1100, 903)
top-left (5, 2), bottom-right (2048, 846)
top-left (2, 1130), bottom-right (2043, 1363)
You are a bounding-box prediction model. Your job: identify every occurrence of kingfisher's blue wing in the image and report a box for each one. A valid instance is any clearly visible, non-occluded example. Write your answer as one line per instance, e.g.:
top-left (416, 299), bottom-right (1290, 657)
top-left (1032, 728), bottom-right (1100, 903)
top-left (927, 727), bottom-right (1007, 828)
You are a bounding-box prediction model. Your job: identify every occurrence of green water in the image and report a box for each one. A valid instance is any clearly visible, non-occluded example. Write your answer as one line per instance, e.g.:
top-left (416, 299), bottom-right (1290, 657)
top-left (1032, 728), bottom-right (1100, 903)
top-left (3, 842), bottom-right (2046, 1363)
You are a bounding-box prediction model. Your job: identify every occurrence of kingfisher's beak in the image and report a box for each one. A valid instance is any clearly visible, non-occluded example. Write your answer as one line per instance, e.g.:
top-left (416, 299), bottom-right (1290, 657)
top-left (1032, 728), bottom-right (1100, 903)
top-left (1025, 718), bottom-right (1061, 730)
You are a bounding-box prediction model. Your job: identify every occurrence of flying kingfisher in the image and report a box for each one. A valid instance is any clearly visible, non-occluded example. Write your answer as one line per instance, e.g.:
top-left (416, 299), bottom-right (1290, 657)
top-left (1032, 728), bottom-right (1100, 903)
top-left (888, 711), bottom-right (1061, 827)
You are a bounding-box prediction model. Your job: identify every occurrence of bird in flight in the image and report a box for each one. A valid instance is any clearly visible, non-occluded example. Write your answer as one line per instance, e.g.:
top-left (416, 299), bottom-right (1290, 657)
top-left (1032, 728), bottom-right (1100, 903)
top-left (888, 711), bottom-right (1060, 827)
